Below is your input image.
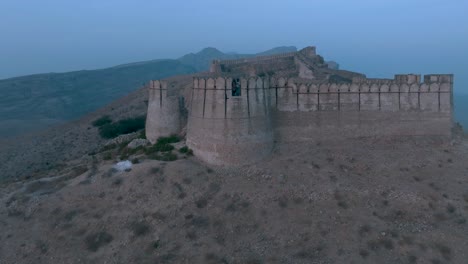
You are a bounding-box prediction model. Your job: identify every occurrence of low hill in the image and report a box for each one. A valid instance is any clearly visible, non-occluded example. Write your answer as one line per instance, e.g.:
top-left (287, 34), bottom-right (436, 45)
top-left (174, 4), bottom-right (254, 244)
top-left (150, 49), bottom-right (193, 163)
top-left (0, 60), bottom-right (195, 137)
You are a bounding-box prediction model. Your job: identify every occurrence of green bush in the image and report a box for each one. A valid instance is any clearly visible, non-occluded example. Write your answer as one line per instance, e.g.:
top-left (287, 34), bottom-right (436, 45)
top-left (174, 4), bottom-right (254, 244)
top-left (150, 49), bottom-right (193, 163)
top-left (144, 135), bottom-right (179, 154)
top-left (145, 143), bottom-right (174, 155)
top-left (179, 146), bottom-right (193, 155)
top-left (138, 130), bottom-right (146, 139)
top-left (148, 152), bottom-right (177, 161)
top-left (156, 135), bottom-right (180, 145)
top-left (92, 116), bottom-right (112, 127)
top-left (102, 152), bottom-right (112, 160)
top-left (160, 152), bottom-right (178, 161)
top-left (98, 116), bottom-right (146, 139)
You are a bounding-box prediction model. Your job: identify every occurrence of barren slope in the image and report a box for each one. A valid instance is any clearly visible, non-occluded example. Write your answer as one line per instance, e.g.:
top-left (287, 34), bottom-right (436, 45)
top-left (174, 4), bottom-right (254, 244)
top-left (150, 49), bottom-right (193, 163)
top-left (1, 137), bottom-right (468, 264)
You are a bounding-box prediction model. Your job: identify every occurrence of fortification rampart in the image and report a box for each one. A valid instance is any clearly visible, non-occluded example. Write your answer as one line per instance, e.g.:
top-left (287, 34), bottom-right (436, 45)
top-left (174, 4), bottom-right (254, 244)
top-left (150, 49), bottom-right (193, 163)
top-left (145, 80), bottom-right (182, 143)
top-left (146, 42), bottom-right (453, 166)
top-left (186, 77), bottom-right (274, 165)
top-left (187, 74), bottom-right (452, 114)
top-left (179, 74), bottom-right (453, 164)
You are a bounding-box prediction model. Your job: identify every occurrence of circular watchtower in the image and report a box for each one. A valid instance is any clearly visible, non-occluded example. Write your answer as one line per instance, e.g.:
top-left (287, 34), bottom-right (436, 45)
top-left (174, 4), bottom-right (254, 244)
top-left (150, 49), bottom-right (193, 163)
top-left (186, 77), bottom-right (274, 165)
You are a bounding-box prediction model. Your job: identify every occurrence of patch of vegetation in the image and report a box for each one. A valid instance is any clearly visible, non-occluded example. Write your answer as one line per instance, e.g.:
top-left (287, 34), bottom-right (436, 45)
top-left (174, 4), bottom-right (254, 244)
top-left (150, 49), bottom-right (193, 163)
top-left (205, 253), bottom-right (229, 264)
top-left (102, 152), bottom-right (112, 160)
top-left (92, 115), bottom-right (112, 127)
top-left (151, 239), bottom-right (160, 249)
top-left (190, 216), bottom-right (210, 229)
top-left (85, 231), bottom-right (113, 252)
top-left (145, 144), bottom-right (174, 154)
top-left (138, 130), bottom-right (146, 139)
top-left (367, 238), bottom-right (394, 251)
top-left (35, 240), bottom-right (48, 254)
top-left (196, 197), bottom-right (208, 209)
top-left (359, 249), bottom-right (369, 258)
top-left (148, 152), bottom-right (178, 161)
top-left (25, 180), bottom-right (65, 195)
top-left (112, 177), bottom-right (123, 186)
top-left (446, 203), bottom-right (456, 214)
top-left (408, 255), bottom-right (418, 263)
top-left (98, 116), bottom-right (146, 139)
top-left (99, 143), bottom-right (117, 152)
top-left (119, 145), bottom-right (145, 160)
top-left (173, 182), bottom-right (186, 199)
top-left (358, 224), bottom-right (372, 237)
top-left (277, 196), bottom-right (289, 208)
top-left (152, 211), bottom-right (167, 222)
top-left (130, 220), bottom-right (150, 236)
top-left (434, 243), bottom-right (452, 261)
top-left (64, 209), bottom-right (82, 222)
top-left (179, 146), bottom-right (194, 155)
top-left (156, 134), bottom-right (180, 145)
top-left (186, 230), bottom-right (198, 241)
top-left (144, 135), bottom-right (179, 155)
top-left (150, 167), bottom-right (160, 174)
top-left (463, 193), bottom-right (468, 203)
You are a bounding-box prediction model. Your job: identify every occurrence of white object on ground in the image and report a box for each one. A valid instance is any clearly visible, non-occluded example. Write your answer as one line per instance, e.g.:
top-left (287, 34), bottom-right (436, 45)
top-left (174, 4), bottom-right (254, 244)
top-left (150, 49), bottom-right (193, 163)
top-left (113, 160), bottom-right (132, 171)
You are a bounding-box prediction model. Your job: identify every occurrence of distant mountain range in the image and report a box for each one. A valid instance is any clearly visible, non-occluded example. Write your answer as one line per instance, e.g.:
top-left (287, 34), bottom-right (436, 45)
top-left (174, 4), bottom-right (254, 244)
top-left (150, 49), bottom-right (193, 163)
top-left (0, 46), bottom-right (297, 137)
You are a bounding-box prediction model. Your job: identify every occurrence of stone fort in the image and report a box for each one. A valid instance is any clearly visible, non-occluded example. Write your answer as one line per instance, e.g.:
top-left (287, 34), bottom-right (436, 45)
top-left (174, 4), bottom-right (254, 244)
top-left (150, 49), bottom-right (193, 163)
top-left (145, 46), bottom-right (454, 165)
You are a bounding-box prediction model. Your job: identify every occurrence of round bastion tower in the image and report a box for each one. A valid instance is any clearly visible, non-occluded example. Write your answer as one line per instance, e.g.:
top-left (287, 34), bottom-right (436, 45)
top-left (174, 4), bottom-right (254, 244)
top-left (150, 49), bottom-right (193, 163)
top-left (186, 77), bottom-right (274, 165)
top-left (145, 80), bottom-right (181, 143)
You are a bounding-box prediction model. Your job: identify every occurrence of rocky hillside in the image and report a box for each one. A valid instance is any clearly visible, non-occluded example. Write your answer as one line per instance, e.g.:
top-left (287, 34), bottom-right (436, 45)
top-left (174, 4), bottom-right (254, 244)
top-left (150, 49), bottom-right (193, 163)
top-left (0, 46), bottom-right (297, 137)
top-left (1, 134), bottom-right (468, 263)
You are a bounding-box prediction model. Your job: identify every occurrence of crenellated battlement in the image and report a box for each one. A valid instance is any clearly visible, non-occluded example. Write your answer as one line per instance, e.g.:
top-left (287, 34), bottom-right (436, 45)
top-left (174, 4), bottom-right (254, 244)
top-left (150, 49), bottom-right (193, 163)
top-left (188, 75), bottom-right (452, 115)
top-left (146, 45), bottom-right (454, 166)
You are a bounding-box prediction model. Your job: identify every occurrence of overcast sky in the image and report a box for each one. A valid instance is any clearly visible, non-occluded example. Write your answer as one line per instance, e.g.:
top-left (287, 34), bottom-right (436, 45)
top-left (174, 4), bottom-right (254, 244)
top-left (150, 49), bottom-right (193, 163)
top-left (0, 0), bottom-right (467, 92)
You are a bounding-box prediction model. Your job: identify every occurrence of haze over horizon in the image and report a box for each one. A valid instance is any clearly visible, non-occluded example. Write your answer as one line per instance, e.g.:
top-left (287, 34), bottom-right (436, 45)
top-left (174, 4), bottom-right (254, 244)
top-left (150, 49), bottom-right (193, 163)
top-left (1, 0), bottom-right (467, 92)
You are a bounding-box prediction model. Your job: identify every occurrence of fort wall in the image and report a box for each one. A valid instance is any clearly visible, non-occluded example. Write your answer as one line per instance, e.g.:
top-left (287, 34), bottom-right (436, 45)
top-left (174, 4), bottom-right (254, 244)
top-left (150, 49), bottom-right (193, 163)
top-left (146, 72), bottom-right (453, 165)
top-left (272, 74), bottom-right (453, 143)
top-left (182, 74), bottom-right (452, 164)
top-left (145, 80), bottom-right (182, 143)
top-left (186, 77), bottom-right (274, 165)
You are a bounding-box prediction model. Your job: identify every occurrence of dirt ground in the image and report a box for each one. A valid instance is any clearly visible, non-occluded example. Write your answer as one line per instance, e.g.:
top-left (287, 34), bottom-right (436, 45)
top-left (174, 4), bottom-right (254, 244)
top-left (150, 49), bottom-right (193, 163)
top-left (1, 136), bottom-right (468, 264)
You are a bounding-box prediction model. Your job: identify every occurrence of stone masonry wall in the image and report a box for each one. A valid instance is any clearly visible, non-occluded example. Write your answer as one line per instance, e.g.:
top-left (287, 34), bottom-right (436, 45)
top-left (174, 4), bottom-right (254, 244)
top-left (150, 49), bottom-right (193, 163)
top-left (145, 80), bottom-right (181, 144)
top-left (147, 73), bottom-right (453, 165)
top-left (186, 77), bottom-right (274, 165)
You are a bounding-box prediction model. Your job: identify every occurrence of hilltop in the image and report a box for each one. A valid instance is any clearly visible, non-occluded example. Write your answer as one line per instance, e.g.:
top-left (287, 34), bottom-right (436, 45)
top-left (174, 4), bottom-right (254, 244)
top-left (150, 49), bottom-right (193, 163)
top-left (0, 54), bottom-right (467, 263)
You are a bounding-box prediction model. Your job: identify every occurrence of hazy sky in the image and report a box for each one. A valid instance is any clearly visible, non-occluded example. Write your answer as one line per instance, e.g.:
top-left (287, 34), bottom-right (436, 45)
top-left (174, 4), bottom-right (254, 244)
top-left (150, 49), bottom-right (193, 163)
top-left (1, 0), bottom-right (467, 92)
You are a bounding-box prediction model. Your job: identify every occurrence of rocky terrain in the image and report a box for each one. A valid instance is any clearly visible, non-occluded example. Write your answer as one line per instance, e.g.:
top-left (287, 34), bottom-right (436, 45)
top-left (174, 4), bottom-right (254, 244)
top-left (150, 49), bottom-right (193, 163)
top-left (1, 132), bottom-right (468, 263)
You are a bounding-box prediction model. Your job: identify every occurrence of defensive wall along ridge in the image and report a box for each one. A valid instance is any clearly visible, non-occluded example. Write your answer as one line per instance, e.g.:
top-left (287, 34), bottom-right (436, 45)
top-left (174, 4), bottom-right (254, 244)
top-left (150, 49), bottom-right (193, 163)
top-left (146, 73), bottom-right (453, 165)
